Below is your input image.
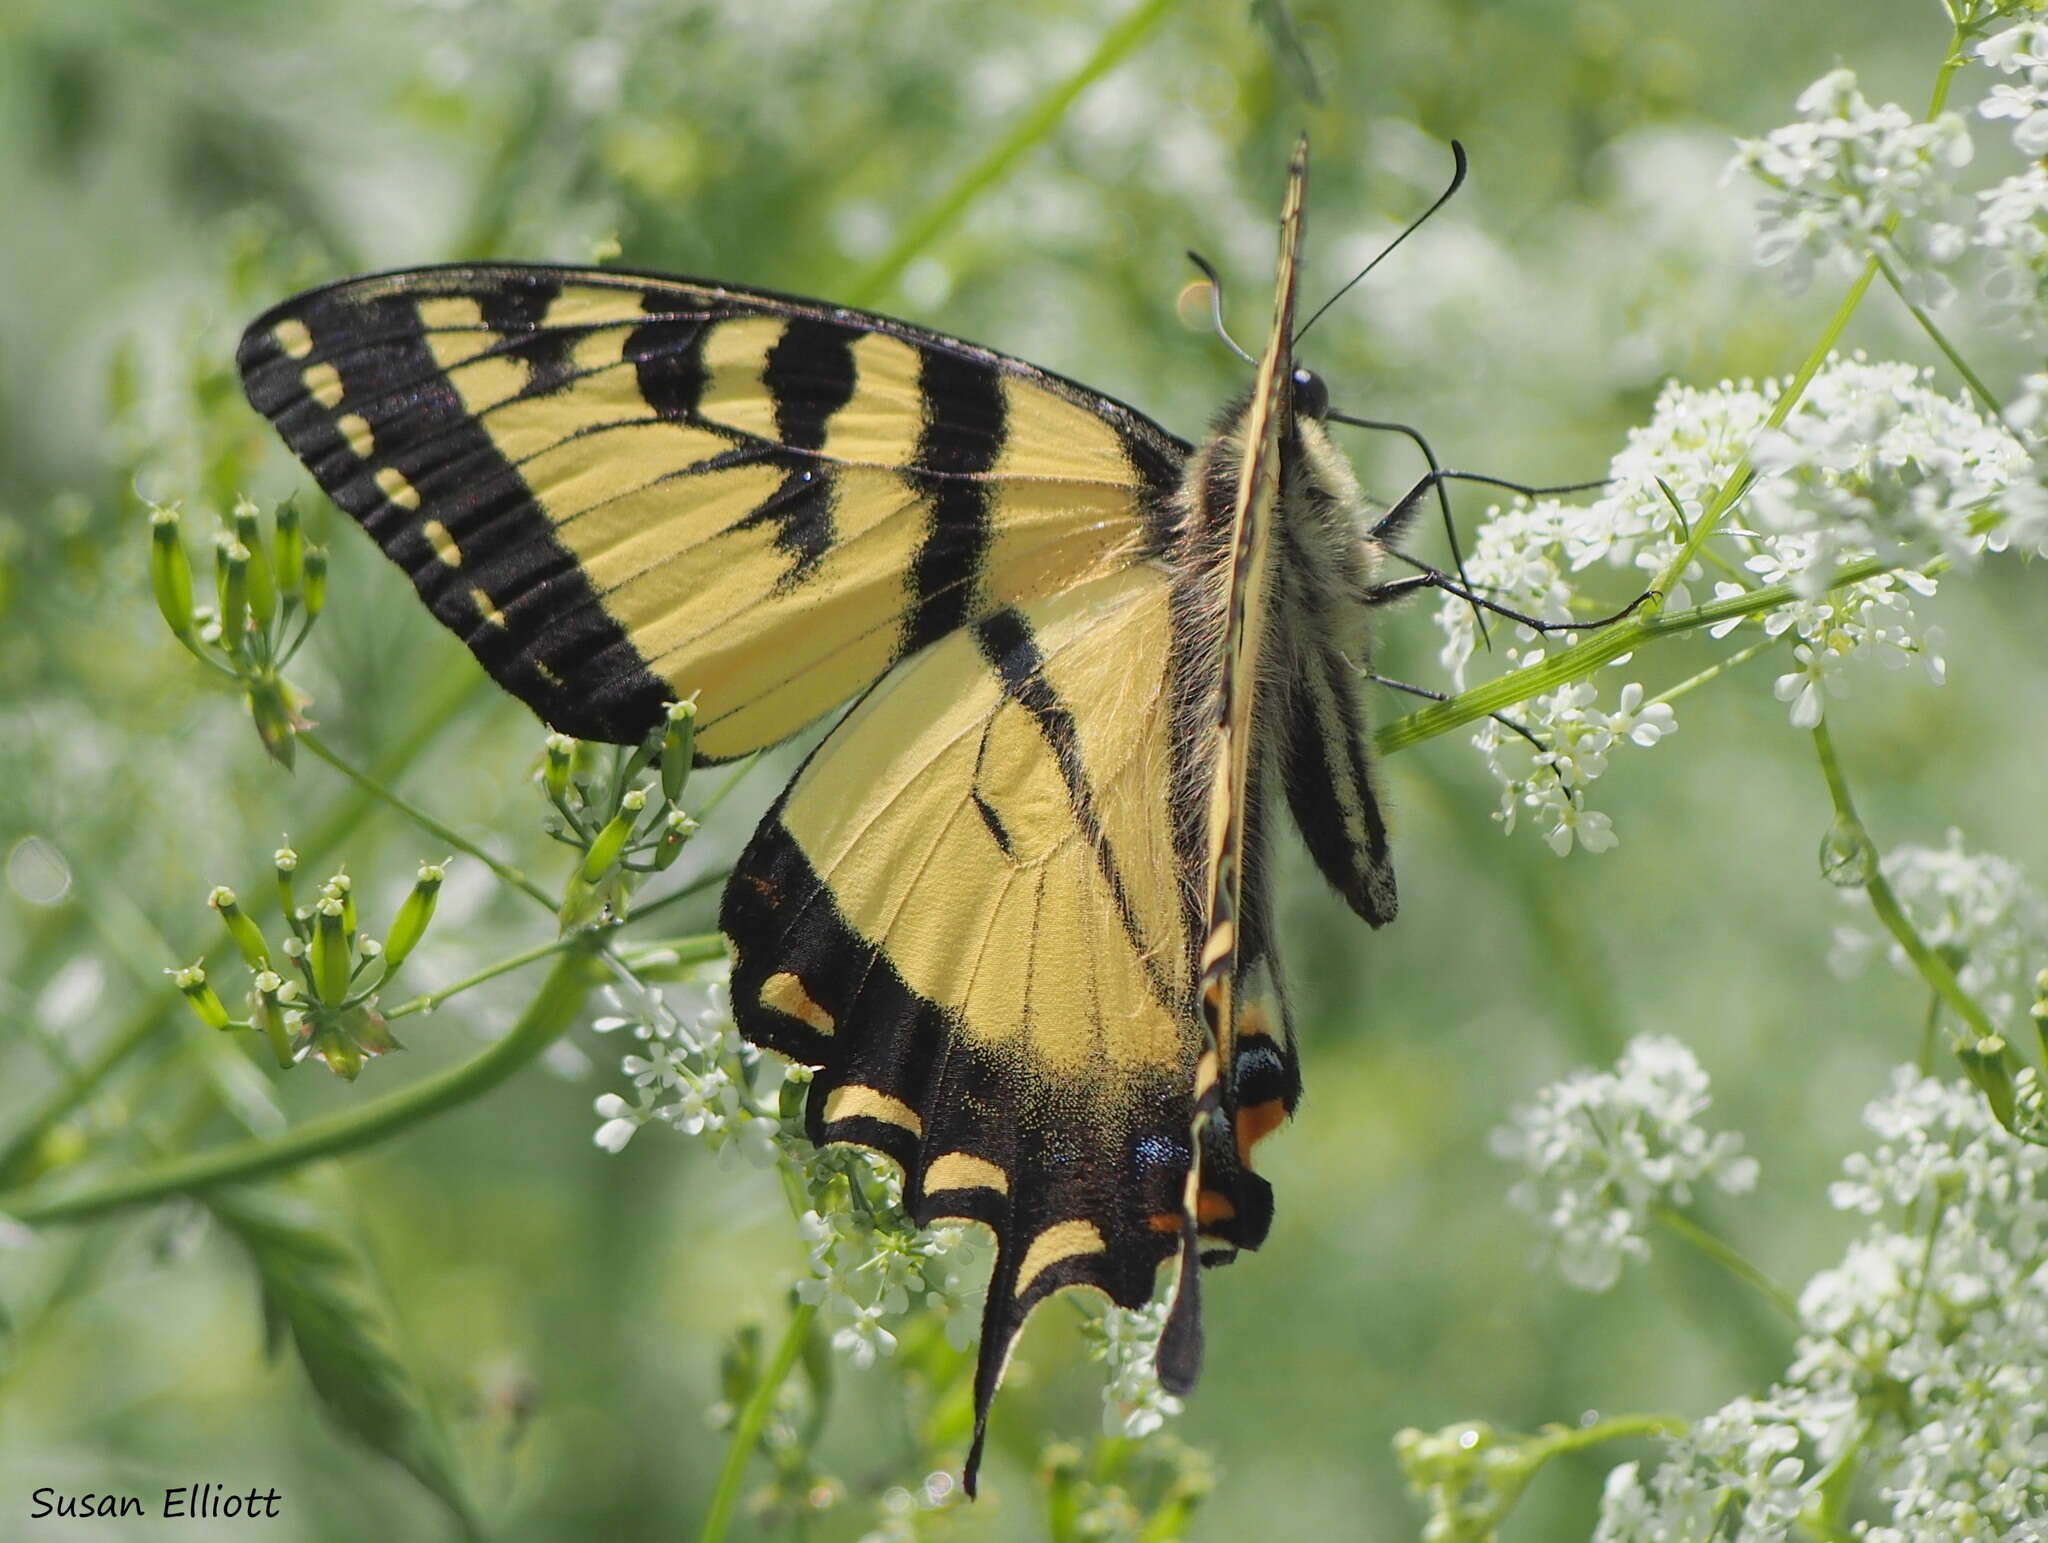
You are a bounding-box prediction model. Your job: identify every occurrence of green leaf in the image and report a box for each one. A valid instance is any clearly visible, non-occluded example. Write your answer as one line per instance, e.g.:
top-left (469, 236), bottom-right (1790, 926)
top-left (205, 1182), bottom-right (481, 1537)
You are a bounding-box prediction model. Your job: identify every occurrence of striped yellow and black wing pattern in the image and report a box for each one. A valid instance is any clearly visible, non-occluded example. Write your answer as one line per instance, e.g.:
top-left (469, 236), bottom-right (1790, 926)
top-left (237, 266), bottom-right (1186, 756)
top-left (239, 137), bottom-right (1402, 1494)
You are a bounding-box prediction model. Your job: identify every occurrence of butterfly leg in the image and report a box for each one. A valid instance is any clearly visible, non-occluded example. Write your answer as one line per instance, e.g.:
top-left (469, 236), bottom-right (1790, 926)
top-left (1365, 670), bottom-right (1578, 804)
top-left (1365, 561), bottom-right (1653, 634)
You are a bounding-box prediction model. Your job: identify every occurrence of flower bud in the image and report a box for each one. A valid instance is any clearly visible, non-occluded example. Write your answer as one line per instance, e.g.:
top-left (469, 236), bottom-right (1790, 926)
top-left (148, 504), bottom-right (196, 642)
top-left (310, 896), bottom-right (352, 1005)
top-left (208, 885), bottom-right (270, 969)
top-left (275, 845), bottom-right (299, 920)
top-left (272, 498), bottom-right (304, 599)
top-left (661, 698), bottom-right (696, 805)
top-left (246, 676), bottom-right (298, 769)
top-left (251, 970), bottom-right (294, 1068)
top-left (216, 533), bottom-right (251, 656)
top-left (543, 733), bottom-right (575, 802)
top-left (653, 808), bottom-right (698, 870)
top-left (580, 805), bottom-right (639, 884)
top-left (326, 871), bottom-right (356, 937)
top-left (381, 862), bottom-right (444, 971)
top-left (168, 962), bottom-right (231, 1031)
top-left (303, 546), bottom-right (328, 618)
top-left (233, 497), bottom-right (277, 632)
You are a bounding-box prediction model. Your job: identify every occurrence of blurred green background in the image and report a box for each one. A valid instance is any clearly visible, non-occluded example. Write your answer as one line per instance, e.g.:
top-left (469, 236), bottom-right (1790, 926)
top-left (2, 0), bottom-right (2039, 1537)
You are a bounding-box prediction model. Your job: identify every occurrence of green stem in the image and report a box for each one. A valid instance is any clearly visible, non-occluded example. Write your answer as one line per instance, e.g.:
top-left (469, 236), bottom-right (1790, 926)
top-left (697, 1300), bottom-right (819, 1543)
top-left (0, 671), bottom-right (492, 1190)
top-left (381, 932), bottom-right (595, 1019)
top-left (1374, 550), bottom-right (1920, 755)
top-left (1651, 1202), bottom-right (1802, 1322)
top-left (1810, 718), bottom-right (1996, 1038)
top-left (300, 730), bottom-right (555, 910)
top-left (0, 944), bottom-right (599, 1227)
top-left (841, 0), bottom-right (1185, 306)
top-left (1872, 252), bottom-right (2011, 427)
top-left (1647, 638), bottom-right (1776, 709)
top-left (1532, 1411), bottom-right (1687, 1460)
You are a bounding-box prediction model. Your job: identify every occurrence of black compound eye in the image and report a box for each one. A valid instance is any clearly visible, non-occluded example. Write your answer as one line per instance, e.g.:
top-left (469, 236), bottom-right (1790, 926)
top-left (1290, 367), bottom-right (1329, 420)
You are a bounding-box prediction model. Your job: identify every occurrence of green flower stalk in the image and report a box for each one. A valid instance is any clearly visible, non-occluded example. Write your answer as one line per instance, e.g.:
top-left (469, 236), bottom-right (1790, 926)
top-left (380, 862), bottom-right (445, 972)
top-left (216, 533), bottom-right (251, 658)
top-left (662, 697), bottom-right (696, 806)
top-left (310, 895), bottom-right (352, 1006)
top-left (208, 885), bottom-right (271, 969)
top-left (543, 733), bottom-right (575, 805)
top-left (148, 503), bottom-right (196, 643)
top-left (272, 497), bottom-right (304, 599)
top-left (580, 790), bottom-right (644, 884)
top-left (274, 845), bottom-right (300, 926)
top-left (251, 971), bottom-right (295, 1068)
top-left (233, 497), bottom-right (277, 631)
top-left (168, 962), bottom-right (231, 1032)
top-left (302, 545), bottom-right (328, 618)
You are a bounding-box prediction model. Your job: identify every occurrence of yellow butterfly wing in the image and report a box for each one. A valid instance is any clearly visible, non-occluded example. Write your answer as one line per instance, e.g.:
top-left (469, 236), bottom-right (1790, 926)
top-left (237, 266), bottom-right (1187, 757)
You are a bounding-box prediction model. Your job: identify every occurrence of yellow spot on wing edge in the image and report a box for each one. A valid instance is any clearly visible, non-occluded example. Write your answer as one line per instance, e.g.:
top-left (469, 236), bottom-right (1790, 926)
top-left (303, 362), bottom-right (344, 409)
top-left (274, 318), bottom-right (314, 359)
top-left (470, 588), bottom-right (506, 628)
top-left (761, 971), bottom-right (835, 1035)
top-left (925, 1152), bottom-right (1008, 1195)
top-left (1014, 1220), bottom-right (1106, 1297)
top-left (338, 413), bottom-right (374, 458)
top-left (822, 1084), bottom-right (921, 1136)
top-left (374, 465), bottom-right (422, 513)
top-left (416, 514), bottom-right (458, 559)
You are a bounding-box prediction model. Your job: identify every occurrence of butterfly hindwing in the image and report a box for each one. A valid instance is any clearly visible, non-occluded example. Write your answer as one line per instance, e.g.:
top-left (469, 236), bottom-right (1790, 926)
top-left (237, 265), bottom-right (1189, 756)
top-left (723, 562), bottom-right (1275, 1488)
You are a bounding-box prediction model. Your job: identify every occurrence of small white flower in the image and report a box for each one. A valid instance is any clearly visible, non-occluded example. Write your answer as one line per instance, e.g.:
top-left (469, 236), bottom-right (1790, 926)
top-left (831, 1304), bottom-right (899, 1369)
top-left (1494, 1036), bottom-right (1757, 1292)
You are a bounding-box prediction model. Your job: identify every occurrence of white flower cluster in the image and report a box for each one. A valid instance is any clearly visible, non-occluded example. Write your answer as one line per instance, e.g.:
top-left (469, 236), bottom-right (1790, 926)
top-left (589, 976), bottom-right (784, 1168)
top-left (591, 971), bottom-right (986, 1373)
top-left (1597, 1069), bottom-right (2048, 1541)
top-left (1435, 350), bottom-right (2033, 849)
top-left (1831, 829), bottom-right (2048, 1027)
top-left (793, 1150), bottom-right (986, 1369)
top-left (1491, 1036), bottom-right (1759, 1292)
top-left (1079, 1298), bottom-right (1185, 1439)
top-left (1978, 20), bottom-right (2048, 322)
top-left (1596, 1398), bottom-right (1809, 1543)
top-left (1729, 69), bottom-right (1972, 293)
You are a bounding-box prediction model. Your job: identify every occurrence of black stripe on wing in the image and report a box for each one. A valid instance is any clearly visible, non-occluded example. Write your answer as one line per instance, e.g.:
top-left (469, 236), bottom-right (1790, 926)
top-left (238, 278), bottom-right (672, 741)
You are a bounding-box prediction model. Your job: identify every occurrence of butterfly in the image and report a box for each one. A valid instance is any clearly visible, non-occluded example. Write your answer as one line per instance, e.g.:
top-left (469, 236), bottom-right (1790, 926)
top-left (237, 136), bottom-right (1408, 1490)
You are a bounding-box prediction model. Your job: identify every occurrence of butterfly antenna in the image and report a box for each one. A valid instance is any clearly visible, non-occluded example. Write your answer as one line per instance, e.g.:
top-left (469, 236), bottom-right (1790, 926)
top-left (1185, 251), bottom-right (1257, 365)
top-left (1294, 140), bottom-right (1468, 344)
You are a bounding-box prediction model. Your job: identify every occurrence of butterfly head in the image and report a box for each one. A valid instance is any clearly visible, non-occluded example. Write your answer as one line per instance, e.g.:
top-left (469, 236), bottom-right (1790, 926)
top-left (1288, 366), bottom-right (1329, 423)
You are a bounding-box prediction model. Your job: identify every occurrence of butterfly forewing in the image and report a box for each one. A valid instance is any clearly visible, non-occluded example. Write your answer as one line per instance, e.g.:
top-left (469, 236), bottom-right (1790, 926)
top-left (237, 265), bottom-right (1187, 756)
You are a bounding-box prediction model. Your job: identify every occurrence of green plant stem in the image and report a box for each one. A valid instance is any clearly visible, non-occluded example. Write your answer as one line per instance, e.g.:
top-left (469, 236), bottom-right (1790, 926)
top-left (1375, 550), bottom-right (1916, 755)
top-left (300, 729), bottom-right (555, 910)
top-left (381, 932), bottom-right (596, 1019)
top-left (0, 944), bottom-right (599, 1227)
top-left (1651, 1203), bottom-right (1802, 1322)
top-left (841, 0), bottom-right (1185, 305)
top-left (697, 1300), bottom-right (818, 1543)
top-left (1532, 1411), bottom-right (1687, 1460)
top-left (1647, 638), bottom-right (1776, 709)
top-left (1872, 247), bottom-right (2013, 430)
top-left (1810, 718), bottom-right (1996, 1038)
top-left (0, 671), bottom-right (492, 1189)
